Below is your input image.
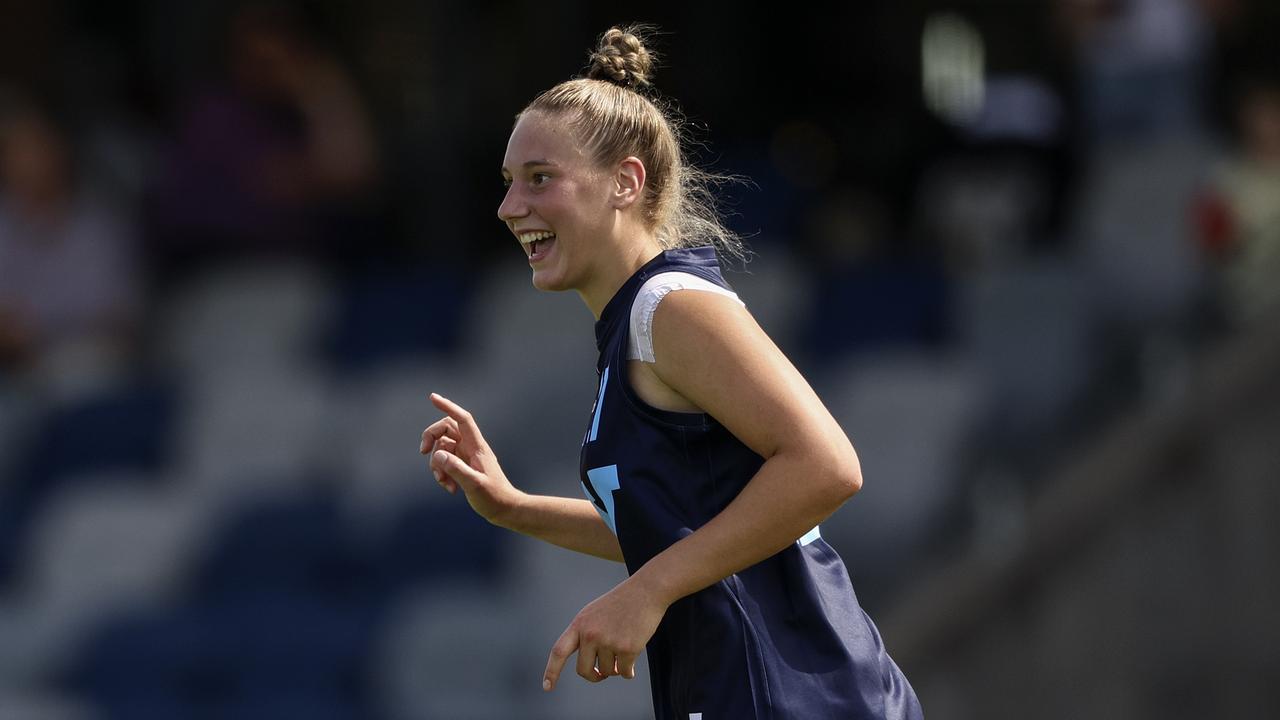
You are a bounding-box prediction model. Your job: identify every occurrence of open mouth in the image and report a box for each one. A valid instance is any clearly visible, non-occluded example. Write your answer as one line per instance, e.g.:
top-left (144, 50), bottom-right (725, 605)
top-left (521, 231), bottom-right (557, 262)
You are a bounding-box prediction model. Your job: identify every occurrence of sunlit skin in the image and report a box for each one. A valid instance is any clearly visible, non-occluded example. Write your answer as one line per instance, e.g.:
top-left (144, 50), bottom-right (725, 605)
top-left (422, 107), bottom-right (864, 693)
top-left (497, 111), bottom-right (660, 319)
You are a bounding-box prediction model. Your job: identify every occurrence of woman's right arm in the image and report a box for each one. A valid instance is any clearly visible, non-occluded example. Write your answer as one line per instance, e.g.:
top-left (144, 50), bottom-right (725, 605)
top-left (423, 393), bottom-right (624, 562)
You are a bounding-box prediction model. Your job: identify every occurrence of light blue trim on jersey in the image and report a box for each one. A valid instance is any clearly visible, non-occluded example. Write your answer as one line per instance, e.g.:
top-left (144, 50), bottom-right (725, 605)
top-left (799, 525), bottom-right (822, 546)
top-left (588, 366), bottom-right (609, 442)
top-left (585, 464), bottom-right (620, 534)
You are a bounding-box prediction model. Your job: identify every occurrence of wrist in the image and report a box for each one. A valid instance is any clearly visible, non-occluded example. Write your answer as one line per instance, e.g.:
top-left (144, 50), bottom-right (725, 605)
top-left (488, 487), bottom-right (529, 531)
top-left (629, 559), bottom-right (683, 609)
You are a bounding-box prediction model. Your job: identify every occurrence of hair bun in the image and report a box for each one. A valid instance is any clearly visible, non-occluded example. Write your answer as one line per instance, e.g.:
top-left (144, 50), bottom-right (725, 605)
top-left (587, 26), bottom-right (655, 90)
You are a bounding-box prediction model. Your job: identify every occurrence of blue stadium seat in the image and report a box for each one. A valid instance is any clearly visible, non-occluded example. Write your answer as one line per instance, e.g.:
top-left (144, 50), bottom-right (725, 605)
top-left (804, 260), bottom-right (951, 365)
top-left (216, 693), bottom-right (362, 720)
top-left (14, 378), bottom-right (178, 481)
top-left (0, 377), bottom-right (177, 586)
top-left (67, 590), bottom-right (376, 720)
top-left (191, 491), bottom-right (373, 602)
top-left (64, 609), bottom-right (220, 717)
top-left (371, 498), bottom-right (505, 594)
top-left (324, 264), bottom-right (470, 374)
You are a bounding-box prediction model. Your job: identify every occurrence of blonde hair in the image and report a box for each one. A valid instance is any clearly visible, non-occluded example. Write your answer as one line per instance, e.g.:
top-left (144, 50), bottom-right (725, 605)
top-left (518, 25), bottom-right (747, 263)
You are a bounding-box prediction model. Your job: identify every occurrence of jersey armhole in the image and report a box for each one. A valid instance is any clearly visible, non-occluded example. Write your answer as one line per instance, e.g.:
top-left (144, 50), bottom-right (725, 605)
top-left (627, 271), bottom-right (744, 364)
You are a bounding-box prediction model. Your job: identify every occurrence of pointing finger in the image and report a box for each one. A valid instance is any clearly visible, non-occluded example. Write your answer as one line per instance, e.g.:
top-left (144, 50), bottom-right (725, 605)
top-left (429, 393), bottom-right (486, 448)
top-left (544, 625), bottom-right (579, 692)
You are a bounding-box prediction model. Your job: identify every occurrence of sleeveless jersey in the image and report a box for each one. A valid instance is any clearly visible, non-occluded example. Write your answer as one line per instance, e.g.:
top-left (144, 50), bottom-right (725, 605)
top-left (579, 247), bottom-right (924, 719)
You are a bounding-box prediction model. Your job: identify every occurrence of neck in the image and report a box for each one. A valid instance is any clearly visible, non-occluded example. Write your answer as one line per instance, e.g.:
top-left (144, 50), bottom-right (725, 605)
top-left (579, 235), bottom-right (664, 320)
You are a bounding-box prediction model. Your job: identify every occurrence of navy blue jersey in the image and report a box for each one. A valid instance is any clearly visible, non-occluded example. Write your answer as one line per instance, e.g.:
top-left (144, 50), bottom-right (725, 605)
top-left (579, 247), bottom-right (923, 719)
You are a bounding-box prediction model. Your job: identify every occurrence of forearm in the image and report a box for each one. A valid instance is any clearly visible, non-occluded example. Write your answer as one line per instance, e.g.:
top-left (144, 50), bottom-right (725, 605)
top-left (630, 450), bottom-right (858, 604)
top-left (498, 493), bottom-right (625, 562)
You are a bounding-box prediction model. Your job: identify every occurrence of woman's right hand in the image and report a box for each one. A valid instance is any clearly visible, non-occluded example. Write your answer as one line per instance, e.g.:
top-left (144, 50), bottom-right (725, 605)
top-left (421, 393), bottom-right (524, 525)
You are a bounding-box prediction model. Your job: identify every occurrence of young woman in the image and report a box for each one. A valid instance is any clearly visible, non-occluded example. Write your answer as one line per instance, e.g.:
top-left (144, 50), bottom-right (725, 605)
top-left (421, 26), bottom-right (922, 720)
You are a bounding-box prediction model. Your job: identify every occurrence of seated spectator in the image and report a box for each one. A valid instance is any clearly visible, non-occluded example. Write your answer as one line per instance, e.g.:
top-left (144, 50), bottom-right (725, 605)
top-left (0, 96), bottom-right (142, 381)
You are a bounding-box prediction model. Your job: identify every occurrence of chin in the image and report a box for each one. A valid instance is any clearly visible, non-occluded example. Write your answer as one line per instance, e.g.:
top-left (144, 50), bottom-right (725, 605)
top-left (530, 269), bottom-right (571, 292)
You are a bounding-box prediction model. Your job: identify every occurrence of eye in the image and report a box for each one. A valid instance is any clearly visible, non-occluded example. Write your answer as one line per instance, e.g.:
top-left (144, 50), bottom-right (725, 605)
top-left (501, 176), bottom-right (513, 189)
top-left (531, 172), bottom-right (551, 186)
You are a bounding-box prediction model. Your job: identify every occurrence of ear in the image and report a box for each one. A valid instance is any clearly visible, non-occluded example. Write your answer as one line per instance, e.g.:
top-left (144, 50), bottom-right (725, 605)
top-left (610, 156), bottom-right (646, 210)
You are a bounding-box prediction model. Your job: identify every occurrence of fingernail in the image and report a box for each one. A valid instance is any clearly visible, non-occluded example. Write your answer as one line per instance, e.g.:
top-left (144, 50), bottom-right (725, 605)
top-left (434, 450), bottom-right (447, 463)
top-left (542, 679), bottom-right (551, 691)
top-left (433, 470), bottom-right (441, 482)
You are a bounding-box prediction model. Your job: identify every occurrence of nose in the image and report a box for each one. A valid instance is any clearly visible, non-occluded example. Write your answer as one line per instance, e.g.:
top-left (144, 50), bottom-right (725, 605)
top-left (497, 184), bottom-right (527, 224)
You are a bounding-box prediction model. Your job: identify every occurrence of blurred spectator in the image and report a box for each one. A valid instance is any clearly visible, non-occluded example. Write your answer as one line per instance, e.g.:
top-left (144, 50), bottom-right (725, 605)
top-left (1198, 70), bottom-right (1280, 328)
top-left (1057, 0), bottom-right (1210, 143)
top-left (0, 95), bottom-right (141, 382)
top-left (146, 1), bottom-right (380, 281)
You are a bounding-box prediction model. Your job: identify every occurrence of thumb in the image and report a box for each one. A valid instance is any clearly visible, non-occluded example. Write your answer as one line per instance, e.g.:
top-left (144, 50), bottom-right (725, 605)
top-left (432, 449), bottom-right (482, 488)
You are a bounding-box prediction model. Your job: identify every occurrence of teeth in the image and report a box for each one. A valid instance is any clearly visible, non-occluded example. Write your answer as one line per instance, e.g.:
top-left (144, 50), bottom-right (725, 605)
top-left (519, 230), bottom-right (556, 244)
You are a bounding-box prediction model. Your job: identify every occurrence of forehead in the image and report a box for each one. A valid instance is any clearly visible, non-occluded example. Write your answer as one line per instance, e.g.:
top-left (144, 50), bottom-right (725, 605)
top-left (502, 112), bottom-right (588, 170)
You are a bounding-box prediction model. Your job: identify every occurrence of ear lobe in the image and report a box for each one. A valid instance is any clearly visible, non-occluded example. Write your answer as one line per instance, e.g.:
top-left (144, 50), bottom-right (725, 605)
top-left (612, 157), bottom-right (646, 210)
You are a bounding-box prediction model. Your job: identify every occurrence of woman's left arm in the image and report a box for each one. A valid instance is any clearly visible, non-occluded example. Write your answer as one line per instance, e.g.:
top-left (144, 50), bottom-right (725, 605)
top-left (543, 289), bottom-right (862, 690)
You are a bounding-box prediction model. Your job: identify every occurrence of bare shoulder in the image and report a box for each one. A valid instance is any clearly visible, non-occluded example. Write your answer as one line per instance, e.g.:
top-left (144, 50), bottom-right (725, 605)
top-left (629, 287), bottom-right (766, 415)
top-left (649, 285), bottom-right (767, 351)
top-left (648, 287), bottom-right (834, 458)
top-left (648, 287), bottom-right (778, 391)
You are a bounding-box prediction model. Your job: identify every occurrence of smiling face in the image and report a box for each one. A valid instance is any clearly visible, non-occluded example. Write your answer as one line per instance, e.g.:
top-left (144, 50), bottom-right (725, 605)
top-left (498, 111), bottom-right (617, 296)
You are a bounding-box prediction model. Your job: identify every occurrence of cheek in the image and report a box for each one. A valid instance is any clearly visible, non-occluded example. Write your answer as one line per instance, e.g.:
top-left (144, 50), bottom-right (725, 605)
top-left (566, 184), bottom-right (612, 226)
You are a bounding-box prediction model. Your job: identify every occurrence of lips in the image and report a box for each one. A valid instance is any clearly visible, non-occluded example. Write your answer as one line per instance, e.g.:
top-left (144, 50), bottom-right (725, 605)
top-left (518, 229), bottom-right (557, 263)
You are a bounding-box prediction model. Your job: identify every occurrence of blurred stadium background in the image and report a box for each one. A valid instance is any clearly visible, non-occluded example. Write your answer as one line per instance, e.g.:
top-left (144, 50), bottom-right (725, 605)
top-left (1, 0), bottom-right (1278, 718)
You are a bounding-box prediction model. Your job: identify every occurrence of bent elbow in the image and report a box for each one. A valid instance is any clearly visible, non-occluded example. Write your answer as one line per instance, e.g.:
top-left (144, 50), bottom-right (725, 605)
top-left (837, 462), bottom-right (862, 500)
top-left (836, 439), bottom-right (864, 498)
top-left (844, 464), bottom-right (863, 498)
top-left (819, 447), bottom-right (862, 504)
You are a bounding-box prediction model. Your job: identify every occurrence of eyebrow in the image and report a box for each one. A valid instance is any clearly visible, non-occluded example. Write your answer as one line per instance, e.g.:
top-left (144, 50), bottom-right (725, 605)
top-left (501, 159), bottom-right (557, 174)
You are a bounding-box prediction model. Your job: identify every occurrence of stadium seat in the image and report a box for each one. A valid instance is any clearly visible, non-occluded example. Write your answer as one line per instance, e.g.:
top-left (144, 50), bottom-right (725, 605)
top-left (370, 496), bottom-right (506, 595)
top-left (174, 365), bottom-right (333, 498)
top-left (156, 262), bottom-right (335, 378)
top-left (803, 260), bottom-right (950, 365)
top-left (323, 263), bottom-right (470, 374)
top-left (190, 491), bottom-right (371, 602)
top-left (327, 359), bottom-right (461, 532)
top-left (0, 378), bottom-right (177, 586)
top-left (68, 590), bottom-right (375, 719)
top-left (372, 583), bottom-right (539, 720)
top-left (815, 351), bottom-right (983, 606)
top-left (952, 257), bottom-right (1100, 460)
top-left (5, 481), bottom-right (206, 683)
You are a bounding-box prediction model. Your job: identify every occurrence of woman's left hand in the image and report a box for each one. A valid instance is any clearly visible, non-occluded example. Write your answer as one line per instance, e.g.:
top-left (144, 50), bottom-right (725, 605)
top-left (542, 575), bottom-right (669, 690)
